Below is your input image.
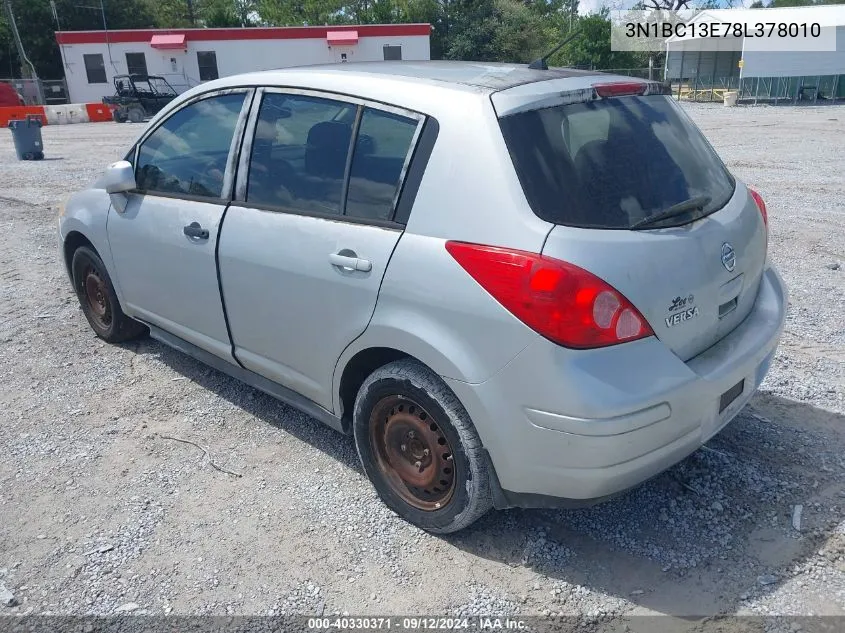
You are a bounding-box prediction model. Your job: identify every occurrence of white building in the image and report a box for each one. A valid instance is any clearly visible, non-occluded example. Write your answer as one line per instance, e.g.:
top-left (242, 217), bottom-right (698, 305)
top-left (665, 6), bottom-right (845, 100)
top-left (56, 24), bottom-right (431, 104)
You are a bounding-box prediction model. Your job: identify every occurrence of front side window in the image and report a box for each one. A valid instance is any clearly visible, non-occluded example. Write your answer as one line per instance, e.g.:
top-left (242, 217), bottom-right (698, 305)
top-left (136, 92), bottom-right (246, 198)
top-left (499, 95), bottom-right (735, 229)
top-left (346, 108), bottom-right (418, 221)
top-left (84, 54), bottom-right (107, 84)
top-left (246, 93), bottom-right (356, 215)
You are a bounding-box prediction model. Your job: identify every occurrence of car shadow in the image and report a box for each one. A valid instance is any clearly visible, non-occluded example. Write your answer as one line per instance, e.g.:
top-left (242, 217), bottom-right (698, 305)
top-left (448, 393), bottom-right (845, 618)
top-left (124, 337), bottom-right (845, 618)
top-left (123, 336), bottom-right (360, 470)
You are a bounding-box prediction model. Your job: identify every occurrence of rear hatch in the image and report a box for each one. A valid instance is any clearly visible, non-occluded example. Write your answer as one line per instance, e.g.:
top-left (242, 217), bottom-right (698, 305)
top-left (493, 80), bottom-right (767, 361)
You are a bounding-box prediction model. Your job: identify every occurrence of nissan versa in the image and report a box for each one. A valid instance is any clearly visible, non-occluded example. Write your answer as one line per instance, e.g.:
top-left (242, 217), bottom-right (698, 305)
top-left (59, 61), bottom-right (787, 533)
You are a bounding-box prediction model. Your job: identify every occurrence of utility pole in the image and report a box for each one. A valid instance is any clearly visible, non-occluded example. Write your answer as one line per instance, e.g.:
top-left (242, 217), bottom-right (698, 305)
top-left (77, 0), bottom-right (117, 72)
top-left (50, 0), bottom-right (70, 73)
top-left (2, 0), bottom-right (39, 80)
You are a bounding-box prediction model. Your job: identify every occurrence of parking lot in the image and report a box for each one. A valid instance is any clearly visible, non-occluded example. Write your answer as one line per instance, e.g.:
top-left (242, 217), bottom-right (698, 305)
top-left (1, 104), bottom-right (844, 627)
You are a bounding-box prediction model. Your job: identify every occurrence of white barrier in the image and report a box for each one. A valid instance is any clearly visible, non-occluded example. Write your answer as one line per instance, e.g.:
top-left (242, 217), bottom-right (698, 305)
top-left (44, 104), bottom-right (91, 125)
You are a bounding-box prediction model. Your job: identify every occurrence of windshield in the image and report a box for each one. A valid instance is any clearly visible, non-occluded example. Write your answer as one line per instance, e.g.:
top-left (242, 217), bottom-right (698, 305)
top-left (148, 77), bottom-right (177, 96)
top-left (498, 95), bottom-right (735, 229)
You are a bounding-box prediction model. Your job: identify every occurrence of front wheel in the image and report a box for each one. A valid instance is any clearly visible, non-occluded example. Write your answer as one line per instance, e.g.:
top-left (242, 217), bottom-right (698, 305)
top-left (353, 359), bottom-right (492, 533)
top-left (71, 246), bottom-right (146, 343)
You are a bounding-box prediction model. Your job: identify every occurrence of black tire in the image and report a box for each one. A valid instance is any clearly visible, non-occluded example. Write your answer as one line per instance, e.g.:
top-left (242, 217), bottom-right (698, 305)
top-left (112, 109), bottom-right (128, 123)
top-left (71, 246), bottom-right (146, 343)
top-left (127, 107), bottom-right (145, 123)
top-left (34, 151), bottom-right (44, 160)
top-left (353, 359), bottom-right (492, 533)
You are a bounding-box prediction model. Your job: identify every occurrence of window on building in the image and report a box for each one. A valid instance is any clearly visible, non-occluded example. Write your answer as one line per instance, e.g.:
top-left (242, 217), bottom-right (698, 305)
top-left (246, 93), bottom-right (357, 215)
top-left (136, 93), bottom-right (246, 199)
top-left (83, 54), bottom-right (107, 84)
top-left (383, 45), bottom-right (402, 61)
top-left (197, 51), bottom-right (219, 81)
top-left (346, 108), bottom-right (418, 221)
top-left (125, 52), bottom-right (147, 76)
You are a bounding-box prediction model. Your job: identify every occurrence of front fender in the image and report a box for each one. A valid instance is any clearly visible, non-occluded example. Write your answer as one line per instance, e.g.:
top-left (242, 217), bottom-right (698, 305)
top-left (60, 188), bottom-right (125, 305)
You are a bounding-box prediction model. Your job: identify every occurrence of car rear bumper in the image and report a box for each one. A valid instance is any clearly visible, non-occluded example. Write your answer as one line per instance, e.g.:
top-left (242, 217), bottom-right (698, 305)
top-left (445, 265), bottom-right (787, 505)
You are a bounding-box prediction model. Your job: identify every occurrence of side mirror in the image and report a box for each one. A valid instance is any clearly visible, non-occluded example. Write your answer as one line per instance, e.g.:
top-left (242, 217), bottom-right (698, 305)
top-left (103, 160), bottom-right (136, 194)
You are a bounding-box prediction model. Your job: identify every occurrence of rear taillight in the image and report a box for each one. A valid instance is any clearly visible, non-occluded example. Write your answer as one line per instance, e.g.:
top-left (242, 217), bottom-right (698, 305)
top-left (445, 242), bottom-right (654, 349)
top-left (749, 188), bottom-right (768, 227)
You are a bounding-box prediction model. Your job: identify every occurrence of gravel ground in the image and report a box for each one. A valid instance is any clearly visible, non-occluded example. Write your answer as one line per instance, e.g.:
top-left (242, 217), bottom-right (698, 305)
top-left (0, 104), bottom-right (843, 629)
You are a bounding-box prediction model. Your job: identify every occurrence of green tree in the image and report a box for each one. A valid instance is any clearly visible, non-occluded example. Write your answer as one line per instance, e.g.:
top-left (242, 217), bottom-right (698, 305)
top-left (491, 0), bottom-right (551, 63)
top-left (204, 0), bottom-right (259, 26)
top-left (257, 0), bottom-right (348, 26)
top-left (552, 12), bottom-right (640, 70)
top-left (1, 0), bottom-right (157, 79)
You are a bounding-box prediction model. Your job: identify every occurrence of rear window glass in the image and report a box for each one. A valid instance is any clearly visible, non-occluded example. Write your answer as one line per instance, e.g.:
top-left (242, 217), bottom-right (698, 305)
top-left (499, 95), bottom-right (735, 229)
top-left (346, 108), bottom-right (418, 221)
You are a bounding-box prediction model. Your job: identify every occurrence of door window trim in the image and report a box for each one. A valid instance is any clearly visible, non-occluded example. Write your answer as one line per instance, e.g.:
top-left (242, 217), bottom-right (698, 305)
top-left (233, 86), bottom-right (425, 227)
top-left (132, 87), bottom-right (255, 204)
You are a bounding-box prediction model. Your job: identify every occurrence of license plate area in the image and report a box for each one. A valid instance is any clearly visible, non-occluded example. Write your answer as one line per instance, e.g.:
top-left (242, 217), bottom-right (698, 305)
top-left (719, 379), bottom-right (745, 414)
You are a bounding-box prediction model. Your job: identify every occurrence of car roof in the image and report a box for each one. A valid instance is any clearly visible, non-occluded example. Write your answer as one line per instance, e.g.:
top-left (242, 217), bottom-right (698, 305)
top-left (223, 61), bottom-right (602, 95)
top-left (290, 61), bottom-right (599, 90)
top-left (162, 61), bottom-right (629, 130)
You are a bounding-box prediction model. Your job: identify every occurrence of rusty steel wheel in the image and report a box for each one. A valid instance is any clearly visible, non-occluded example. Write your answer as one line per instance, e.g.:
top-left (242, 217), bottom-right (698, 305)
top-left (369, 395), bottom-right (456, 511)
top-left (354, 359), bottom-right (493, 533)
top-left (71, 245), bottom-right (146, 343)
top-left (83, 265), bottom-right (112, 330)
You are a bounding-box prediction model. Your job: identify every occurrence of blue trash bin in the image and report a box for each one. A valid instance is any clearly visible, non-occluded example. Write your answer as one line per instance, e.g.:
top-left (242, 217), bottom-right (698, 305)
top-left (8, 115), bottom-right (44, 161)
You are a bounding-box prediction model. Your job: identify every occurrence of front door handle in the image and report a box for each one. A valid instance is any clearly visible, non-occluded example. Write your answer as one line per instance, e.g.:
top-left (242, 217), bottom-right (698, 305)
top-left (183, 222), bottom-right (209, 240)
top-left (329, 252), bottom-right (372, 272)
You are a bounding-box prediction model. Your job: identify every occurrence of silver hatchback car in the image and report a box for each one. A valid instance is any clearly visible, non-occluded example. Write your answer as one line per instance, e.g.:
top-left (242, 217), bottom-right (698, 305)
top-left (60, 61), bottom-right (787, 533)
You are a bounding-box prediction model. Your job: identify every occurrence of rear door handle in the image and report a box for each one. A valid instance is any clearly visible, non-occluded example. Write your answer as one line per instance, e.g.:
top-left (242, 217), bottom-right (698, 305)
top-left (329, 252), bottom-right (372, 272)
top-left (183, 222), bottom-right (209, 240)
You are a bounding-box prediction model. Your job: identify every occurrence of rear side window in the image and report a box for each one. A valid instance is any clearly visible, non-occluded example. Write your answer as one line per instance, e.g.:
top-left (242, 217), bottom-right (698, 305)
top-left (346, 108), bottom-right (418, 221)
top-left (136, 92), bottom-right (245, 198)
top-left (499, 95), bottom-right (735, 229)
top-left (246, 95), bottom-right (419, 222)
top-left (246, 93), bottom-right (357, 215)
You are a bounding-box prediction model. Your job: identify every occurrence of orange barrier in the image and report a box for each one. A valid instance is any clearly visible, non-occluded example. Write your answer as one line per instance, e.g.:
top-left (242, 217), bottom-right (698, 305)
top-left (1, 106), bottom-right (47, 128)
top-left (3, 103), bottom-right (116, 127)
top-left (85, 103), bottom-right (115, 122)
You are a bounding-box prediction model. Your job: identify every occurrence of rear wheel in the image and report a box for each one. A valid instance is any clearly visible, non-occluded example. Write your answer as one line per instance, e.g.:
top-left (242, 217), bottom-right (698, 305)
top-left (112, 109), bottom-right (128, 123)
top-left (127, 107), bottom-right (145, 123)
top-left (353, 359), bottom-right (492, 533)
top-left (71, 246), bottom-right (146, 343)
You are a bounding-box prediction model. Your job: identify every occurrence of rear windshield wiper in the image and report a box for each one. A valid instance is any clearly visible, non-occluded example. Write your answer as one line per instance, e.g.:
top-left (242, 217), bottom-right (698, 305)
top-left (630, 195), bottom-right (712, 230)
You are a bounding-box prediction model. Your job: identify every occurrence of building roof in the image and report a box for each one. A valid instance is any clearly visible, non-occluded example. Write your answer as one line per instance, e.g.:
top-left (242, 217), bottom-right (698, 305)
top-left (55, 24), bottom-right (430, 45)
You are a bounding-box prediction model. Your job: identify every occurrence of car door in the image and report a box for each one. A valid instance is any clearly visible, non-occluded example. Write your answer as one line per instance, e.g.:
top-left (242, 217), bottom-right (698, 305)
top-left (107, 88), bottom-right (253, 360)
top-left (218, 88), bottom-right (424, 409)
